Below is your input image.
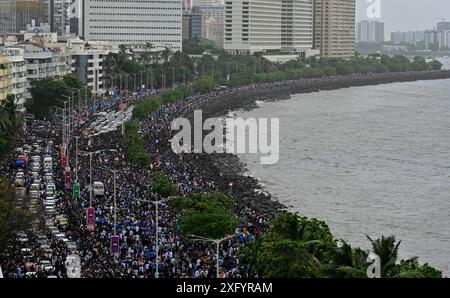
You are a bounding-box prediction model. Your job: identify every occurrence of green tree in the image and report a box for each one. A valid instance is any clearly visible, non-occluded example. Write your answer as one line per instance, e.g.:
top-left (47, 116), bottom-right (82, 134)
top-left (26, 75), bottom-right (90, 119)
top-left (410, 56), bottom-right (430, 71)
top-left (0, 95), bottom-right (23, 138)
top-left (428, 59), bottom-right (443, 71)
top-left (123, 120), bottom-right (150, 165)
top-left (173, 192), bottom-right (239, 239)
top-left (192, 76), bottom-right (215, 94)
top-left (152, 171), bottom-right (177, 197)
top-left (0, 177), bottom-right (32, 252)
top-left (238, 213), bottom-right (335, 278)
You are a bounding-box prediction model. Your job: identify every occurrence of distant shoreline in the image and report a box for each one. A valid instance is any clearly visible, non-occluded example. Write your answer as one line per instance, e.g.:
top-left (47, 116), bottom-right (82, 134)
top-left (170, 70), bottom-right (450, 215)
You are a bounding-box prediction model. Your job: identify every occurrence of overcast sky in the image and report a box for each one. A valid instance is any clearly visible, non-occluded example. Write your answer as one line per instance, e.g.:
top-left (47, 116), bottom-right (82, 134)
top-left (356, 0), bottom-right (450, 36)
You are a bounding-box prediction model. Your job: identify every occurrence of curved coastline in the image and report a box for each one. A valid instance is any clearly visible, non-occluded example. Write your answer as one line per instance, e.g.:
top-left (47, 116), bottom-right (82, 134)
top-left (158, 70), bottom-right (450, 217)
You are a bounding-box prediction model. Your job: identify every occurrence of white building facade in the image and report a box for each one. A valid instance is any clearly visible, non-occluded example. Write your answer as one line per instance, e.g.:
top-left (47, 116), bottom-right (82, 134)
top-left (224, 0), bottom-right (282, 54)
top-left (281, 0), bottom-right (314, 54)
top-left (356, 20), bottom-right (384, 43)
top-left (21, 43), bottom-right (72, 98)
top-left (68, 38), bottom-right (107, 94)
top-left (0, 47), bottom-right (27, 110)
top-left (82, 0), bottom-right (183, 51)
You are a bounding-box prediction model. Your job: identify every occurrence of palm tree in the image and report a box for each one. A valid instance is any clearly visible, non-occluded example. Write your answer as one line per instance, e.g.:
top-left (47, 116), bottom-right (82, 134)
top-left (0, 95), bottom-right (23, 138)
top-left (319, 240), bottom-right (368, 278)
top-left (367, 235), bottom-right (401, 277)
top-left (162, 47), bottom-right (172, 63)
top-left (141, 42), bottom-right (154, 65)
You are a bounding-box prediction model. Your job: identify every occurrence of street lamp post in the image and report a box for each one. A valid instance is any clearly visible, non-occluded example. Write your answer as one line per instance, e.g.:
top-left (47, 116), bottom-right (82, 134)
top-left (80, 149), bottom-right (118, 207)
top-left (99, 166), bottom-right (119, 235)
top-left (189, 234), bottom-right (237, 278)
top-left (138, 197), bottom-right (177, 278)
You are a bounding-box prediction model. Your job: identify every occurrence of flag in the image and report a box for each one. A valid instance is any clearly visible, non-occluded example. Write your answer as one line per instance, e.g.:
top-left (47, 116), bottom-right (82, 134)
top-left (111, 236), bottom-right (120, 254)
top-left (87, 207), bottom-right (95, 232)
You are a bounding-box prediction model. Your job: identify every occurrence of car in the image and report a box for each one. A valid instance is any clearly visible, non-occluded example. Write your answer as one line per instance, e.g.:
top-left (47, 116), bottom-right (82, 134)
top-left (45, 198), bottom-right (55, 205)
top-left (45, 206), bottom-right (55, 214)
top-left (45, 201), bottom-right (56, 208)
top-left (16, 172), bottom-right (25, 179)
top-left (40, 260), bottom-right (54, 272)
top-left (14, 178), bottom-right (25, 187)
top-left (67, 242), bottom-right (77, 252)
top-left (15, 187), bottom-right (27, 197)
top-left (17, 236), bottom-right (29, 243)
top-left (49, 227), bottom-right (59, 234)
top-left (31, 171), bottom-right (39, 178)
top-left (43, 157), bottom-right (53, 167)
top-left (30, 190), bottom-right (40, 199)
top-left (46, 184), bottom-right (56, 192)
top-left (93, 181), bottom-right (105, 196)
top-left (94, 125), bottom-right (103, 132)
top-left (25, 272), bottom-right (37, 278)
top-left (55, 232), bottom-right (65, 238)
top-left (30, 183), bottom-right (40, 191)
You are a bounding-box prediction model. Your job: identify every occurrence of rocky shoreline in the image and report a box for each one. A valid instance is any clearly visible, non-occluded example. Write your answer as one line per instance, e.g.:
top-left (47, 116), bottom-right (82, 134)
top-left (171, 70), bottom-right (450, 217)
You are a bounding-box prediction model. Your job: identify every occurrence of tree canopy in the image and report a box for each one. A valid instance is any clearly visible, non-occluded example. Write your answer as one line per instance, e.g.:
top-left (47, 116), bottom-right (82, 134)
top-left (238, 212), bottom-right (443, 278)
top-left (172, 192), bottom-right (239, 239)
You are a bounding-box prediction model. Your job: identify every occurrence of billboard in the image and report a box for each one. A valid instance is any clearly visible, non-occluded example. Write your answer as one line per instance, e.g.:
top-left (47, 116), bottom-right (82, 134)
top-left (86, 207), bottom-right (95, 232)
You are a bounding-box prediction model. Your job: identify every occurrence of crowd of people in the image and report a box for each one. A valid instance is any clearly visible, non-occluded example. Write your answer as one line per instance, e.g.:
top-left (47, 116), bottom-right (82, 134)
top-left (1, 80), bottom-right (281, 278)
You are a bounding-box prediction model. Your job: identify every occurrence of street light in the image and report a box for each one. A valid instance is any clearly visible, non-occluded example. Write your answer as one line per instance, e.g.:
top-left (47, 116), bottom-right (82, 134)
top-left (189, 234), bottom-right (238, 278)
top-left (80, 149), bottom-right (118, 207)
top-left (99, 166), bottom-right (119, 236)
top-left (138, 197), bottom-right (178, 278)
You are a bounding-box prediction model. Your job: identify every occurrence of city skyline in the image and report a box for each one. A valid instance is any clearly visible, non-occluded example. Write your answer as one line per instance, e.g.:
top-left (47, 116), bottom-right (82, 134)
top-left (356, 0), bottom-right (450, 38)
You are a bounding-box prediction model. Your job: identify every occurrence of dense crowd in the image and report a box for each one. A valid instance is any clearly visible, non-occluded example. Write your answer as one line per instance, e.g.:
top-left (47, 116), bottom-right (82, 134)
top-left (1, 81), bottom-right (279, 278)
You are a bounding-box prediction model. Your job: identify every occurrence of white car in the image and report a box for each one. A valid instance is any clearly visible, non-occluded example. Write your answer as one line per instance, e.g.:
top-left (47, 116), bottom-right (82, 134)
top-left (30, 183), bottom-right (40, 191)
top-left (43, 157), bottom-right (53, 167)
top-left (40, 260), bottom-right (54, 272)
top-left (46, 184), bottom-right (56, 192)
top-left (45, 200), bottom-right (55, 207)
top-left (30, 190), bottom-right (40, 199)
top-left (45, 206), bottom-right (55, 213)
top-left (93, 181), bottom-right (105, 196)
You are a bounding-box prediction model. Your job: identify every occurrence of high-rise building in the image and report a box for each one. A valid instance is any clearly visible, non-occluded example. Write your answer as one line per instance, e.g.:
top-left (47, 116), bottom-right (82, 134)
top-left (82, 0), bottom-right (183, 51)
top-left (182, 14), bottom-right (204, 40)
top-left (436, 21), bottom-right (450, 31)
top-left (313, 0), bottom-right (356, 58)
top-left (0, 0), bottom-right (16, 33)
top-left (204, 16), bottom-right (224, 48)
top-left (281, 0), bottom-right (314, 55)
top-left (192, 0), bottom-right (224, 48)
top-left (357, 20), bottom-right (384, 43)
top-left (0, 0), bottom-right (49, 33)
top-left (390, 30), bottom-right (425, 44)
top-left (223, 0), bottom-right (282, 54)
top-left (49, 0), bottom-right (71, 36)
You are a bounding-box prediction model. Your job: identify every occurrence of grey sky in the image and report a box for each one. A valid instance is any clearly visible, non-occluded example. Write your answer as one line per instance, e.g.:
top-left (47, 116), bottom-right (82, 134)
top-left (356, 0), bottom-right (450, 37)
